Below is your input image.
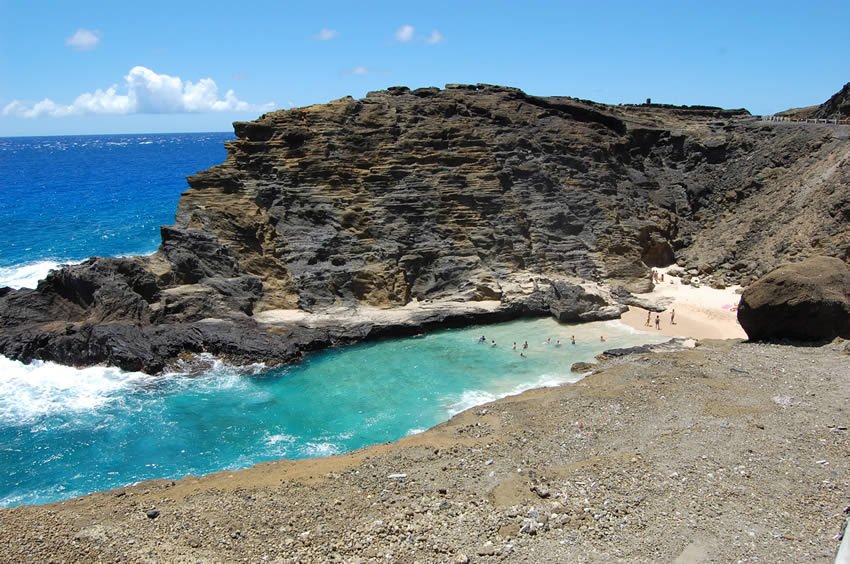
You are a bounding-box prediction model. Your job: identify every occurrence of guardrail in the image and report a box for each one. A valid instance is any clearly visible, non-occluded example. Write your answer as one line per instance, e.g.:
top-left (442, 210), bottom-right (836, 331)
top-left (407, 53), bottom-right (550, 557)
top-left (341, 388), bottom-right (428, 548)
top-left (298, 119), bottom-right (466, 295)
top-left (760, 115), bottom-right (850, 125)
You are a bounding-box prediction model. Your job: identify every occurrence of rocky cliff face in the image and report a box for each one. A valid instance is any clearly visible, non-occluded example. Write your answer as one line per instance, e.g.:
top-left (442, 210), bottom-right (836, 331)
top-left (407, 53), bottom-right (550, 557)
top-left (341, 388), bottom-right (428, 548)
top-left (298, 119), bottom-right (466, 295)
top-left (813, 82), bottom-right (850, 119)
top-left (1, 84), bottom-right (849, 372)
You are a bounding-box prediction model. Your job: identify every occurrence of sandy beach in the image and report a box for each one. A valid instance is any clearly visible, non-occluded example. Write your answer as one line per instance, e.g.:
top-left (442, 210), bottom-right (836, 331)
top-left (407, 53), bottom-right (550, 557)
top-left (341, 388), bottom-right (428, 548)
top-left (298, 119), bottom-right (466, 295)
top-left (620, 267), bottom-right (748, 340)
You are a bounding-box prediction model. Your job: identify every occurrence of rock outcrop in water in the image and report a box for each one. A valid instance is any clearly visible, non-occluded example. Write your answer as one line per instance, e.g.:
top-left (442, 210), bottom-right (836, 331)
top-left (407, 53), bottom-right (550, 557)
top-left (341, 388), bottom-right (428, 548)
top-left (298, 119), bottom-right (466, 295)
top-left (1, 83), bottom-right (849, 372)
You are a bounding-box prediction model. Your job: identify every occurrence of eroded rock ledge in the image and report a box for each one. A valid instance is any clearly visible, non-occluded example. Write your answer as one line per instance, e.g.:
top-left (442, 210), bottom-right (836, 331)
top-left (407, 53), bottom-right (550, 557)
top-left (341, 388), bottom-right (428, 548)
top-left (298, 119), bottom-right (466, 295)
top-left (1, 84), bottom-right (848, 372)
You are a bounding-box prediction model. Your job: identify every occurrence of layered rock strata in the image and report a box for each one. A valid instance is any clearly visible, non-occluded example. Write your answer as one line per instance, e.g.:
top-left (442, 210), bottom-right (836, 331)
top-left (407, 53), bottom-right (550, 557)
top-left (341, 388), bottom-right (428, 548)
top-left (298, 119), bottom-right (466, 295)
top-left (1, 84), bottom-right (849, 372)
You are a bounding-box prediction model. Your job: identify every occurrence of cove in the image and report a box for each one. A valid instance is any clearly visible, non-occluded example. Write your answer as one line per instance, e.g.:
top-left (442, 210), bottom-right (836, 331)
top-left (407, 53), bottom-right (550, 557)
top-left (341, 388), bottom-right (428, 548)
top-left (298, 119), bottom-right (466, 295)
top-left (0, 317), bottom-right (664, 507)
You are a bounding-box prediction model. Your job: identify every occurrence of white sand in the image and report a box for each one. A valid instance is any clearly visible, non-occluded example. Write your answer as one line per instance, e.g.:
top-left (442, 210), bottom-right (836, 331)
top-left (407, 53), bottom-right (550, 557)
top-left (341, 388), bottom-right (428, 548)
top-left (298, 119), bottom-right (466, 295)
top-left (620, 267), bottom-right (747, 340)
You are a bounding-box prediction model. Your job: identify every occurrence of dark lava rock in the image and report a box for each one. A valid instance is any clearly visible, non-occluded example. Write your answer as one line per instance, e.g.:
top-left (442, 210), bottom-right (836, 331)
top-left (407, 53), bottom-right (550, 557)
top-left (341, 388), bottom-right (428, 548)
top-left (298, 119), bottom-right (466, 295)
top-left (737, 256), bottom-right (850, 341)
top-left (145, 510), bottom-right (160, 519)
top-left (2, 83), bottom-right (849, 372)
top-left (813, 81), bottom-right (850, 119)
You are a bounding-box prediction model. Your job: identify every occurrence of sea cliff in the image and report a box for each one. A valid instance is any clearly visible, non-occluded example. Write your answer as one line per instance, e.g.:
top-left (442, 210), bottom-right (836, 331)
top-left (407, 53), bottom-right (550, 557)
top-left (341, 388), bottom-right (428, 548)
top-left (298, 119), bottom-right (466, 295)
top-left (1, 84), bottom-right (848, 372)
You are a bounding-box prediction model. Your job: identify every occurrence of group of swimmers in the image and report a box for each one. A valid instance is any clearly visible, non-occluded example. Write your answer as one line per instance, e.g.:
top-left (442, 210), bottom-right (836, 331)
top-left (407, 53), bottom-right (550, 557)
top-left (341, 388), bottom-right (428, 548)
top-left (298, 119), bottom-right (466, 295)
top-left (477, 334), bottom-right (607, 357)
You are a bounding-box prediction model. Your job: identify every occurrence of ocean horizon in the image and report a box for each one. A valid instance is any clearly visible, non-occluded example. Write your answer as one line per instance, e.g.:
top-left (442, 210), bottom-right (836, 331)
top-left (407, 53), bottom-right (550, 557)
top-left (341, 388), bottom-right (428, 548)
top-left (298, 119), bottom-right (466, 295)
top-left (0, 132), bottom-right (233, 287)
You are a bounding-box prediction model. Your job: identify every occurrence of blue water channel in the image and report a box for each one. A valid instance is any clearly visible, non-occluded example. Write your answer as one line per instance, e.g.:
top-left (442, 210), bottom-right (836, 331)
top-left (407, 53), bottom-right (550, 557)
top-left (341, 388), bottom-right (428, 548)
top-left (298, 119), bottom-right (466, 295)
top-left (0, 317), bottom-right (663, 507)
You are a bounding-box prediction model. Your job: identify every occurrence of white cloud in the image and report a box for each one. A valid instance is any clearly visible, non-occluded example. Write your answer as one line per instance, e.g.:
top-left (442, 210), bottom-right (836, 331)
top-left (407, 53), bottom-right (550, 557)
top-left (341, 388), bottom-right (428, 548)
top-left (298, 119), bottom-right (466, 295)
top-left (350, 66), bottom-right (369, 76)
top-left (315, 28), bottom-right (338, 40)
top-left (394, 24), bottom-right (415, 42)
top-left (66, 29), bottom-right (100, 50)
top-left (2, 66), bottom-right (274, 118)
top-left (426, 30), bottom-right (445, 44)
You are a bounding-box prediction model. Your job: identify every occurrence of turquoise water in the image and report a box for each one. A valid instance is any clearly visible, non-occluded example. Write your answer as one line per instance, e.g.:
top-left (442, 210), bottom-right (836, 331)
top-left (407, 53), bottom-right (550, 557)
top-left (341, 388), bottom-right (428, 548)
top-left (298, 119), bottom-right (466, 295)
top-left (0, 317), bottom-right (662, 507)
top-left (0, 133), bottom-right (663, 507)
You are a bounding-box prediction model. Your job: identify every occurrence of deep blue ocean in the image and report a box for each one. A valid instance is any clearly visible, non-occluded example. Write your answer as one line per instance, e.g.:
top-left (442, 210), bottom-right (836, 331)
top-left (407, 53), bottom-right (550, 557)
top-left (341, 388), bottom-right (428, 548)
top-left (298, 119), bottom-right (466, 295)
top-left (0, 133), bottom-right (663, 508)
top-left (0, 133), bottom-right (232, 286)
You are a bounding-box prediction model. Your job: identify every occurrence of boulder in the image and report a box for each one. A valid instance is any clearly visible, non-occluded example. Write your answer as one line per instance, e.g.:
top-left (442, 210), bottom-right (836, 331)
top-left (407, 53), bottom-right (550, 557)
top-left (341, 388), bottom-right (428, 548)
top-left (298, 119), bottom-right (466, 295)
top-left (737, 256), bottom-right (850, 341)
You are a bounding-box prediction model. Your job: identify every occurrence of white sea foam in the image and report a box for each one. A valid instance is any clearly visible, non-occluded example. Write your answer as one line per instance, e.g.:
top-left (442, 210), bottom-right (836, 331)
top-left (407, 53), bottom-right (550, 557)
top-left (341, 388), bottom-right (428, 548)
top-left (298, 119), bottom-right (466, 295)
top-left (0, 260), bottom-right (77, 289)
top-left (0, 250), bottom-right (160, 290)
top-left (506, 373), bottom-right (576, 396)
top-left (405, 428), bottom-right (426, 436)
top-left (446, 390), bottom-right (498, 416)
top-left (444, 373), bottom-right (581, 417)
top-left (0, 355), bottom-right (152, 423)
top-left (264, 433), bottom-right (296, 446)
top-left (165, 352), bottom-right (267, 383)
top-left (301, 441), bottom-right (341, 457)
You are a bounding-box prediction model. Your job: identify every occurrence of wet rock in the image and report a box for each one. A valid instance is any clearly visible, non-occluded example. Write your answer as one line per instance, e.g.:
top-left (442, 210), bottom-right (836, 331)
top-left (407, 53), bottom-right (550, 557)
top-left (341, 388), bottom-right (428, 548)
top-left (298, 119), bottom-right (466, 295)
top-left (571, 362), bottom-right (596, 373)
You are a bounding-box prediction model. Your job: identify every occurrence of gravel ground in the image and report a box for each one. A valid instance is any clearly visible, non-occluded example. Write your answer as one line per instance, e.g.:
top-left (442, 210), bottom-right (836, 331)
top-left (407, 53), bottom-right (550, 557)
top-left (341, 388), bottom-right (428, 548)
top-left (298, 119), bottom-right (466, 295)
top-left (1, 339), bottom-right (848, 563)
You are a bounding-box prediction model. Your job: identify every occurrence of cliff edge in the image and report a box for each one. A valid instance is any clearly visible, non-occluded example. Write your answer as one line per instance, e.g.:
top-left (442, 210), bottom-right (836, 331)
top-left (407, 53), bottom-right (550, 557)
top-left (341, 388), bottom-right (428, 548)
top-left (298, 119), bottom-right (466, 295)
top-left (1, 84), bottom-right (848, 372)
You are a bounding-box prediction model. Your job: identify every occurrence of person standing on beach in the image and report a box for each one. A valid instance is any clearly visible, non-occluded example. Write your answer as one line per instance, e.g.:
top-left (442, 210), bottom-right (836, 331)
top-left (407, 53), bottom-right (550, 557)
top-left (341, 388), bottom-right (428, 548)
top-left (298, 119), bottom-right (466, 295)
top-left (646, 311), bottom-right (651, 326)
top-left (670, 309), bottom-right (676, 325)
top-left (570, 335), bottom-right (576, 345)
top-left (655, 315), bottom-right (661, 330)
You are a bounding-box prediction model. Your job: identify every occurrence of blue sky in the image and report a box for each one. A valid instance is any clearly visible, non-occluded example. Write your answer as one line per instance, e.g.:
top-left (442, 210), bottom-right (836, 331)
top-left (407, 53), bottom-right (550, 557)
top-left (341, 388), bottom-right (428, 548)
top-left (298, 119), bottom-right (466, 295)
top-left (1, 1), bottom-right (849, 136)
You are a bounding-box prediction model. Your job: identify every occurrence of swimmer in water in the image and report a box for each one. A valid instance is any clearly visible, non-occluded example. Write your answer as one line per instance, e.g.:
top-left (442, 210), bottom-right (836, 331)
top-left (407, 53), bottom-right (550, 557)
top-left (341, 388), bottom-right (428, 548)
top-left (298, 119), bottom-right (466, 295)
top-left (600, 335), bottom-right (606, 342)
top-left (512, 342), bottom-right (517, 351)
top-left (555, 339), bottom-right (561, 347)
top-left (522, 341), bottom-right (528, 350)
top-left (520, 352), bottom-right (526, 358)
top-left (571, 335), bottom-right (576, 345)
top-left (491, 339), bottom-right (497, 347)
top-left (479, 335), bottom-right (486, 343)
top-left (545, 337), bottom-right (551, 345)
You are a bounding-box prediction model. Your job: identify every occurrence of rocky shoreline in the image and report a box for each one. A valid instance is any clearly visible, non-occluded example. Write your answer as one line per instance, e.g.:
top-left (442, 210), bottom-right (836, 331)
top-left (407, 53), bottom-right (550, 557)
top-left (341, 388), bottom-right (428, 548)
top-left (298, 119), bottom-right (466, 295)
top-left (2, 84), bottom-right (848, 374)
top-left (1, 339), bottom-right (847, 562)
